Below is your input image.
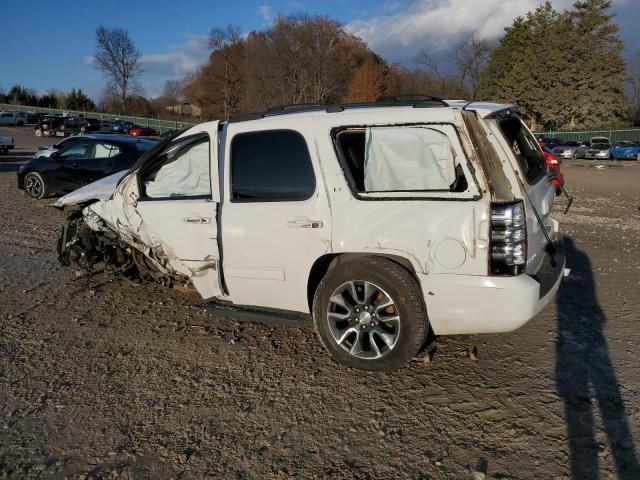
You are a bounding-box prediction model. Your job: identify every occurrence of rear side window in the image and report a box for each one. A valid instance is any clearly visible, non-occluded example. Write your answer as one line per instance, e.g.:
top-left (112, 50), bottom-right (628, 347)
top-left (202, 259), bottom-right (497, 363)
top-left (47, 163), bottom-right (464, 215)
top-left (499, 118), bottom-right (546, 184)
top-left (94, 143), bottom-right (121, 158)
top-left (335, 126), bottom-right (466, 193)
top-left (231, 130), bottom-right (315, 201)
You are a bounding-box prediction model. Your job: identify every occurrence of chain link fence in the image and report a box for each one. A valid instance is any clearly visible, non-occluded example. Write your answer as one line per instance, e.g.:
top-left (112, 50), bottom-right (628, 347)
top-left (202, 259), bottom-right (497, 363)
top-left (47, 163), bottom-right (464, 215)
top-left (533, 128), bottom-right (640, 143)
top-left (0, 103), bottom-right (198, 134)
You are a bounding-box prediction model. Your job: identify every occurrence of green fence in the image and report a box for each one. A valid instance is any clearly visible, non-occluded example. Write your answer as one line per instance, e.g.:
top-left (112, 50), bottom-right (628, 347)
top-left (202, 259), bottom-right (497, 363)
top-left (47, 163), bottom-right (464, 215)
top-left (533, 128), bottom-right (640, 143)
top-left (0, 103), bottom-right (198, 134)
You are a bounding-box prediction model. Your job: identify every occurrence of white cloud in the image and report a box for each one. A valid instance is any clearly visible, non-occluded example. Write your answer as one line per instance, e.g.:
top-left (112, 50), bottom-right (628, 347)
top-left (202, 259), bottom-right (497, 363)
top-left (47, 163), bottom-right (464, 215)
top-left (137, 34), bottom-right (211, 96)
top-left (140, 34), bottom-right (210, 77)
top-left (83, 55), bottom-right (96, 66)
top-left (346, 0), bottom-right (575, 65)
top-left (258, 5), bottom-right (276, 26)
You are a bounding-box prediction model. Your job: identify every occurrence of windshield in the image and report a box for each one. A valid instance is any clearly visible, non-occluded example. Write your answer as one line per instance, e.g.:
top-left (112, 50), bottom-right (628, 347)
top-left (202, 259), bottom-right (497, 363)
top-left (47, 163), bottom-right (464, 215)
top-left (591, 144), bottom-right (609, 149)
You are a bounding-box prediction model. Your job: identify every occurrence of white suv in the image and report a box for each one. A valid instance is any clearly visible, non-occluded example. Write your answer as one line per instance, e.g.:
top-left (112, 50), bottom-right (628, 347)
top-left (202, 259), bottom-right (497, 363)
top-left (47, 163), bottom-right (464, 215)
top-left (55, 98), bottom-right (566, 371)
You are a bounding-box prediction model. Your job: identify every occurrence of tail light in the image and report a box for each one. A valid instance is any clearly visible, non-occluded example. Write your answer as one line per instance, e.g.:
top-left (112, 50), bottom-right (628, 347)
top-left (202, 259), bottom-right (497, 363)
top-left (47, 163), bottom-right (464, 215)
top-left (490, 202), bottom-right (526, 275)
top-left (543, 150), bottom-right (560, 169)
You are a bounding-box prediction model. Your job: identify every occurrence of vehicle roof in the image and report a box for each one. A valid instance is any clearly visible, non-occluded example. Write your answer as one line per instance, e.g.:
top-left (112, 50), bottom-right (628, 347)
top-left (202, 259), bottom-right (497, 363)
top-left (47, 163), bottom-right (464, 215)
top-left (221, 99), bottom-right (517, 126)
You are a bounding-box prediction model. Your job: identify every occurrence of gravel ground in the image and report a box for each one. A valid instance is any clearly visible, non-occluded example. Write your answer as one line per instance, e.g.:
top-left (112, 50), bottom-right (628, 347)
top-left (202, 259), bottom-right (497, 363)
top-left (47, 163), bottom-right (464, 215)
top-left (1, 126), bottom-right (639, 479)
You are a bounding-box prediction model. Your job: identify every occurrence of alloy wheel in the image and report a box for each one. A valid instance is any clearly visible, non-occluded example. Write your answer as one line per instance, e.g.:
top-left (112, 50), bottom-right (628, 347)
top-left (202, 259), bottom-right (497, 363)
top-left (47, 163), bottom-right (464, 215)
top-left (326, 280), bottom-right (400, 360)
top-left (25, 174), bottom-right (43, 198)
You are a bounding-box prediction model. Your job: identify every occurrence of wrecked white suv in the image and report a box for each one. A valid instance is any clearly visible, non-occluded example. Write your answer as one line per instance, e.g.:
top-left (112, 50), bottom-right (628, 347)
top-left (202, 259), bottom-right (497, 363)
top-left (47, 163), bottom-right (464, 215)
top-left (54, 98), bottom-right (565, 371)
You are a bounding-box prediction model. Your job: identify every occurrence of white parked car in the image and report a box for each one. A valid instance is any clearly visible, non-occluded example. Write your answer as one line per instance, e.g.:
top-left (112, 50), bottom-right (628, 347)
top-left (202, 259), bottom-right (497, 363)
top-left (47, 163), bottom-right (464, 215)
top-left (0, 112), bottom-right (26, 126)
top-left (54, 99), bottom-right (566, 371)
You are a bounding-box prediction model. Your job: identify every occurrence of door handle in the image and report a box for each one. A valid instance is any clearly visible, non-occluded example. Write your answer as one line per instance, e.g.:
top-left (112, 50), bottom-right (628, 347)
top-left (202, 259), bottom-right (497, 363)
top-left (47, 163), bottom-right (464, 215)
top-left (183, 216), bottom-right (211, 224)
top-left (287, 219), bottom-right (323, 229)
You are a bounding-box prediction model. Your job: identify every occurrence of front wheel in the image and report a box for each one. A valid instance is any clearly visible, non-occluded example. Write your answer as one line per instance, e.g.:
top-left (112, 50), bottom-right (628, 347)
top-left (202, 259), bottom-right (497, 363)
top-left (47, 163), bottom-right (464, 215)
top-left (34, 128), bottom-right (42, 137)
top-left (313, 256), bottom-right (428, 372)
top-left (24, 172), bottom-right (48, 199)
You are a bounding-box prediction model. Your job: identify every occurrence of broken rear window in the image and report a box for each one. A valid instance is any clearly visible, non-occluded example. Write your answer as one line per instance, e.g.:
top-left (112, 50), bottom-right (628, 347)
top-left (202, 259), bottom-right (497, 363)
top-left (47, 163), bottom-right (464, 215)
top-left (498, 118), bottom-right (547, 184)
top-left (335, 126), bottom-right (467, 194)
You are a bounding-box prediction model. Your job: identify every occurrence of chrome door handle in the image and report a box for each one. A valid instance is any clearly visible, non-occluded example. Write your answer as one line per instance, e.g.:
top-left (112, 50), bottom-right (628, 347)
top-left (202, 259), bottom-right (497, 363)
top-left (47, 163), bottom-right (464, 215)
top-left (287, 219), bottom-right (323, 229)
top-left (183, 216), bottom-right (211, 224)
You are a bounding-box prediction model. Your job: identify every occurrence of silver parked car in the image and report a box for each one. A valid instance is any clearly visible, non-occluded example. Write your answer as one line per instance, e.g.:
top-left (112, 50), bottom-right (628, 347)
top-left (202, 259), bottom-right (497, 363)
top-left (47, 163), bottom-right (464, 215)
top-left (583, 137), bottom-right (611, 160)
top-left (552, 141), bottom-right (584, 159)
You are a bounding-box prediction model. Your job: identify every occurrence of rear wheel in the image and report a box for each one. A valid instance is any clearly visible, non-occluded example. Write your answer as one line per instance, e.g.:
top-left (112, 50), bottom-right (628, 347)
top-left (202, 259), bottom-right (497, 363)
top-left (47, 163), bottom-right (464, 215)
top-left (34, 128), bottom-right (42, 137)
top-left (313, 256), bottom-right (428, 372)
top-left (24, 172), bottom-right (47, 199)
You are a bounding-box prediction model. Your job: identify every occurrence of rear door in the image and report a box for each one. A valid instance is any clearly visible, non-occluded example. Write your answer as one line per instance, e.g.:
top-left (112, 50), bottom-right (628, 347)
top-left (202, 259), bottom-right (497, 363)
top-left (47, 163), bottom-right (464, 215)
top-left (220, 119), bottom-right (332, 313)
top-left (129, 123), bottom-right (223, 299)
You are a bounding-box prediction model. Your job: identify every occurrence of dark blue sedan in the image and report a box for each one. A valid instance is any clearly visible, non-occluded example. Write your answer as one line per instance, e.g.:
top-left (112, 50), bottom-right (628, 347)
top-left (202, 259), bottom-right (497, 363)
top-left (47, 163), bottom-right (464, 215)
top-left (610, 141), bottom-right (640, 160)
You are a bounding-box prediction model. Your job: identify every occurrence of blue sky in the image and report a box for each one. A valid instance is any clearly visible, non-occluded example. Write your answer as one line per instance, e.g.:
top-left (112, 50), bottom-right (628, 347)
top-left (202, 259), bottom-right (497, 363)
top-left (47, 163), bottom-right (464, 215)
top-left (1, 0), bottom-right (638, 101)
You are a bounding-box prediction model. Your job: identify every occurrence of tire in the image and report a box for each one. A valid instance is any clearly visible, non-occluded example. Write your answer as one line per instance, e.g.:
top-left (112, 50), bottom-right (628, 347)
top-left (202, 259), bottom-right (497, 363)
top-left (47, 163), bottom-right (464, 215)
top-left (35, 128), bottom-right (42, 137)
top-left (17, 120), bottom-right (24, 126)
top-left (572, 151), bottom-right (577, 159)
top-left (313, 256), bottom-right (428, 372)
top-left (23, 172), bottom-right (47, 199)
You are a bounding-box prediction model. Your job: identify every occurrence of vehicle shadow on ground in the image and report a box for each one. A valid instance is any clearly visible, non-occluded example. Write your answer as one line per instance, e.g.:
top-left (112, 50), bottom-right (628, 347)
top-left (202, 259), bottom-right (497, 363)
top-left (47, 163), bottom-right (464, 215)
top-left (0, 151), bottom-right (35, 172)
top-left (556, 237), bottom-right (640, 479)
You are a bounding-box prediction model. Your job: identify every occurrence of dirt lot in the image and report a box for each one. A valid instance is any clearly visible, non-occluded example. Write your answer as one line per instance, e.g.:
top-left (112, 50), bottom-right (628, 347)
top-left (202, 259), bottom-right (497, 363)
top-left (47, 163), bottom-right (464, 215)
top-left (1, 126), bottom-right (639, 479)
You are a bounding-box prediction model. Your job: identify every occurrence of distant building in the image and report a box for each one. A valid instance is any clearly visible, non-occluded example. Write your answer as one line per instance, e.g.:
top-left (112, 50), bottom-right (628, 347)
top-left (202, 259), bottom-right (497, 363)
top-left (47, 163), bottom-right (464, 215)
top-left (166, 102), bottom-right (202, 118)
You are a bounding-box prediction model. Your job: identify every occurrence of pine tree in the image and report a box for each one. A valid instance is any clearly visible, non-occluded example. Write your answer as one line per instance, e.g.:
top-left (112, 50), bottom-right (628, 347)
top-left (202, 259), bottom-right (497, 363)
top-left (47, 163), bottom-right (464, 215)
top-left (478, 3), bottom-right (565, 130)
top-left (564, 0), bottom-right (628, 128)
top-left (477, 0), bottom-right (628, 129)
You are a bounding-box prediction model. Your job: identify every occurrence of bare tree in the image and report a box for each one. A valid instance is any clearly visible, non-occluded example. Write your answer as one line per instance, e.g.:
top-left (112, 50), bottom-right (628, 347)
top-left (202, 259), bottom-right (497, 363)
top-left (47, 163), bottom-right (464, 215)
top-left (94, 25), bottom-right (142, 113)
top-left (163, 80), bottom-right (183, 105)
top-left (452, 33), bottom-right (493, 98)
top-left (209, 25), bottom-right (243, 119)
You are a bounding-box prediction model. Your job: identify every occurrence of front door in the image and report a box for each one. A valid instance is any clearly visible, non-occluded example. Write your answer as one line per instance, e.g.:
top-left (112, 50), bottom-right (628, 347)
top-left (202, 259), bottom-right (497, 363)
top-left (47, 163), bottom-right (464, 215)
top-left (124, 124), bottom-right (223, 299)
top-left (56, 140), bottom-right (94, 191)
top-left (74, 141), bottom-right (122, 183)
top-left (221, 120), bottom-right (332, 313)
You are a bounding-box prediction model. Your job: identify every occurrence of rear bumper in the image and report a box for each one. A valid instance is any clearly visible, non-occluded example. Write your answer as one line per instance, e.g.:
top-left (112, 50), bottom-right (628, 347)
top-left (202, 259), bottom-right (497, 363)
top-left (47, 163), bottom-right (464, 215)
top-left (420, 243), bottom-right (566, 335)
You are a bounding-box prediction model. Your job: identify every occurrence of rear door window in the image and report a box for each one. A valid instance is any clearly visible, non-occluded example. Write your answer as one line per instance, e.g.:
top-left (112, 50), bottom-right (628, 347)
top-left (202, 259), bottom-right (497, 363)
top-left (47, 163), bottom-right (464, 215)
top-left (499, 118), bottom-right (546, 184)
top-left (230, 130), bottom-right (315, 202)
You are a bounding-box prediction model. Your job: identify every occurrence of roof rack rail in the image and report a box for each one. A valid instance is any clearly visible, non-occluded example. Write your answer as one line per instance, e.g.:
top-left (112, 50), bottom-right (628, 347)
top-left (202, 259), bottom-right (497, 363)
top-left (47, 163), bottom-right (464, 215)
top-left (228, 94), bottom-right (449, 123)
top-left (378, 94), bottom-right (446, 106)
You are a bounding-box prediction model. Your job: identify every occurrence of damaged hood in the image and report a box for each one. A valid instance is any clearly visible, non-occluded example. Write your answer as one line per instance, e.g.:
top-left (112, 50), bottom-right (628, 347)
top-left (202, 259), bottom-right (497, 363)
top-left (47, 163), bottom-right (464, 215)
top-left (53, 171), bottom-right (128, 208)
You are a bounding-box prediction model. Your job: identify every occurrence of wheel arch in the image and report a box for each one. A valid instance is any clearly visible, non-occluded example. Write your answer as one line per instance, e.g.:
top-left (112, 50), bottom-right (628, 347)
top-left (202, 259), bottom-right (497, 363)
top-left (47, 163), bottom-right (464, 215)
top-left (307, 252), bottom-right (422, 311)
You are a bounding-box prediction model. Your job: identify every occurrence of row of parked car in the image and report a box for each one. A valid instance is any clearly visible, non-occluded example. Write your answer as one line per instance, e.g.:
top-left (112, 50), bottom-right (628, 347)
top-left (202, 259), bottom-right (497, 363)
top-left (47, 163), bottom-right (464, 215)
top-left (33, 115), bottom-right (162, 138)
top-left (0, 110), bottom-right (180, 139)
top-left (538, 136), bottom-right (640, 161)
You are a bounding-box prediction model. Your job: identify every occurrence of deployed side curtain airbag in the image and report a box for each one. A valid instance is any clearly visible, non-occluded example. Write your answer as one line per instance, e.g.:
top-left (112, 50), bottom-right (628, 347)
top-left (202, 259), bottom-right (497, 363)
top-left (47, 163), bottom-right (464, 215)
top-left (364, 127), bottom-right (456, 192)
top-left (145, 141), bottom-right (211, 198)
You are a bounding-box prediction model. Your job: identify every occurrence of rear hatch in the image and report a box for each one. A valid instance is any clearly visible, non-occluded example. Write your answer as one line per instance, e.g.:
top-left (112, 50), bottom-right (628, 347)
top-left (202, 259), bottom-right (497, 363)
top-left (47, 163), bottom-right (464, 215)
top-left (490, 115), bottom-right (557, 276)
